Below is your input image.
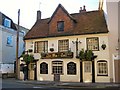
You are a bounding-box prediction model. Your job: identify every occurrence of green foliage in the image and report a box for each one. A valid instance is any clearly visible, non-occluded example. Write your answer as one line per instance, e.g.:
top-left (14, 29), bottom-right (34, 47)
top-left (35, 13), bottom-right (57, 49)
top-left (85, 50), bottom-right (93, 61)
top-left (23, 54), bottom-right (34, 64)
top-left (79, 49), bottom-right (93, 61)
top-left (79, 49), bottom-right (85, 60)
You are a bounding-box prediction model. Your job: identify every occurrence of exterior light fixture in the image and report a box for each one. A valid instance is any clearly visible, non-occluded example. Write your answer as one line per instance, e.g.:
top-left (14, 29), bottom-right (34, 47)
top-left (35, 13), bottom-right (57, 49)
top-left (72, 38), bottom-right (82, 58)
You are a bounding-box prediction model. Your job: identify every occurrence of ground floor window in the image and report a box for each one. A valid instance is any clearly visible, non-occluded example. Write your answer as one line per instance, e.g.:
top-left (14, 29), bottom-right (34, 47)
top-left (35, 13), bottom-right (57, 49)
top-left (40, 62), bottom-right (48, 74)
top-left (52, 61), bottom-right (63, 74)
top-left (97, 60), bottom-right (108, 76)
top-left (67, 62), bottom-right (76, 75)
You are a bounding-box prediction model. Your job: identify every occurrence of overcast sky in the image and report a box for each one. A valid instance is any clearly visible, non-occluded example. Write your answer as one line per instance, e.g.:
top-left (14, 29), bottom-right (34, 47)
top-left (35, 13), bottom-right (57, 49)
top-left (0, 0), bottom-right (99, 29)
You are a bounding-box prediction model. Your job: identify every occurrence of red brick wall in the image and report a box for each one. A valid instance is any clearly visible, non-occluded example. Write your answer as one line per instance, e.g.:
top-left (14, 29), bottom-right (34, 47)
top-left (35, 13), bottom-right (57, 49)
top-left (49, 7), bottom-right (74, 34)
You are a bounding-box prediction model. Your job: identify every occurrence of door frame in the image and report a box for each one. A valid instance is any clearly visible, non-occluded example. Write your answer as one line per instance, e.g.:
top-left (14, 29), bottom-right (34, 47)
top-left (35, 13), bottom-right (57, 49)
top-left (81, 60), bottom-right (95, 83)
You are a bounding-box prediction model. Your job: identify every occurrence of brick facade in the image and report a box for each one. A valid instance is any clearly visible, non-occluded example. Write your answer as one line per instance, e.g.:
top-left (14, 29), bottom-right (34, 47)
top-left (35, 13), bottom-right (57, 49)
top-left (49, 7), bottom-right (74, 35)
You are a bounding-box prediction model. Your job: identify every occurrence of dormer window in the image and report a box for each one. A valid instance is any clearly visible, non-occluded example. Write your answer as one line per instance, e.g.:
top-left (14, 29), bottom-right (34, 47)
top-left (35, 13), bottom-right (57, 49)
top-left (57, 21), bottom-right (64, 32)
top-left (4, 18), bottom-right (11, 28)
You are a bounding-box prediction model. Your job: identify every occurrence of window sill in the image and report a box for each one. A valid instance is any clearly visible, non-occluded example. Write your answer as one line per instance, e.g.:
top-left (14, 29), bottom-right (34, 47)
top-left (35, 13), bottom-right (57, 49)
top-left (51, 73), bottom-right (64, 75)
top-left (97, 74), bottom-right (108, 76)
top-left (40, 73), bottom-right (48, 74)
top-left (67, 74), bottom-right (76, 75)
top-left (6, 44), bottom-right (13, 47)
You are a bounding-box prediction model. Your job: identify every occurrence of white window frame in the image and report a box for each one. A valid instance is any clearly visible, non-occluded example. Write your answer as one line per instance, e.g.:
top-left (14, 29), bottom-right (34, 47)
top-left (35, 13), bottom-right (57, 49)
top-left (86, 37), bottom-right (99, 51)
top-left (52, 61), bottom-right (63, 74)
top-left (97, 60), bottom-right (108, 76)
top-left (34, 41), bottom-right (48, 53)
top-left (58, 39), bottom-right (69, 52)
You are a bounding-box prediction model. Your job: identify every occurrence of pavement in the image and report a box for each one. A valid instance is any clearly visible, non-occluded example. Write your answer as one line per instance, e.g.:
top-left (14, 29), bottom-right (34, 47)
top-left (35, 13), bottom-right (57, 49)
top-left (16, 79), bottom-right (120, 89)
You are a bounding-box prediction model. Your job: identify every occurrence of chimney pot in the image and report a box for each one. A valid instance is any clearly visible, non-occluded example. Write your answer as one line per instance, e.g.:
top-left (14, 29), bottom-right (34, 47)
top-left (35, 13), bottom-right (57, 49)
top-left (83, 5), bottom-right (86, 11)
top-left (80, 7), bottom-right (82, 10)
top-left (79, 7), bottom-right (82, 13)
top-left (37, 10), bottom-right (41, 21)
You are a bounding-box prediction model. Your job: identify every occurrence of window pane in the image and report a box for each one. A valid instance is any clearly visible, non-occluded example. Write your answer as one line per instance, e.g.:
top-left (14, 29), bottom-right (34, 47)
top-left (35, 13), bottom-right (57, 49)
top-left (52, 61), bottom-right (63, 74)
top-left (34, 41), bottom-right (48, 53)
top-left (7, 35), bottom-right (13, 46)
top-left (57, 21), bottom-right (64, 32)
top-left (40, 62), bottom-right (48, 74)
top-left (4, 18), bottom-right (11, 28)
top-left (84, 62), bottom-right (91, 72)
top-left (67, 62), bottom-right (76, 75)
top-left (97, 61), bottom-right (108, 76)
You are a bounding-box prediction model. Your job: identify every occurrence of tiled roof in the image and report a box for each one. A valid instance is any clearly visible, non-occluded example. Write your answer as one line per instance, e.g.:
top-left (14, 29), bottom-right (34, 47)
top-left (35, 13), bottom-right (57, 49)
top-left (24, 10), bottom-right (108, 40)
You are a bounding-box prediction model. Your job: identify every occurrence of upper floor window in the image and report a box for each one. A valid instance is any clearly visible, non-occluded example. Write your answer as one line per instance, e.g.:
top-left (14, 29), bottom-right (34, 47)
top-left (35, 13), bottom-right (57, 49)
top-left (97, 60), bottom-right (108, 76)
top-left (57, 21), bottom-right (64, 32)
top-left (58, 39), bottom-right (69, 52)
top-left (34, 41), bottom-right (48, 53)
top-left (7, 35), bottom-right (13, 46)
top-left (4, 18), bottom-right (11, 28)
top-left (86, 37), bottom-right (99, 51)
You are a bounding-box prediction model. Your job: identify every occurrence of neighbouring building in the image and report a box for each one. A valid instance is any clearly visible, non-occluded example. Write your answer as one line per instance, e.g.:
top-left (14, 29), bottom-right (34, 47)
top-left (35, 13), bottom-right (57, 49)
top-left (21, 3), bottom-right (115, 83)
top-left (101, 0), bottom-right (120, 83)
top-left (0, 12), bottom-right (29, 77)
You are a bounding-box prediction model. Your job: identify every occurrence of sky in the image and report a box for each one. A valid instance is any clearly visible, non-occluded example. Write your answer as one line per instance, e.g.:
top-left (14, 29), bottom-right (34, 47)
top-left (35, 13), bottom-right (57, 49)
top-left (0, 0), bottom-right (99, 29)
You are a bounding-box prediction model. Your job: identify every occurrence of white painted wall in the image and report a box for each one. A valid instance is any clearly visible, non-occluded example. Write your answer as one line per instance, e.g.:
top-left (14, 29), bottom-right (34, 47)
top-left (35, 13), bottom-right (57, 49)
top-left (1, 26), bottom-right (27, 64)
top-left (25, 33), bottom-right (111, 82)
top-left (0, 26), bottom-right (2, 63)
top-left (103, 0), bottom-right (120, 82)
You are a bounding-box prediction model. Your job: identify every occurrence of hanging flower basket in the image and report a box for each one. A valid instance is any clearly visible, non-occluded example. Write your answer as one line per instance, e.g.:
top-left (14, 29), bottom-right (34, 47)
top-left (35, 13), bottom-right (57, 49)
top-left (50, 48), bottom-right (54, 52)
top-left (101, 44), bottom-right (106, 50)
top-left (28, 49), bottom-right (33, 53)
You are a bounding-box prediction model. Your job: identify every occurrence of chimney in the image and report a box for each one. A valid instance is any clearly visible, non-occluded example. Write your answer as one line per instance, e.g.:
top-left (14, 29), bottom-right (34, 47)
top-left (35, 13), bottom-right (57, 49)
top-left (79, 7), bottom-right (82, 13)
top-left (98, 0), bottom-right (103, 10)
top-left (79, 5), bottom-right (86, 13)
top-left (37, 10), bottom-right (41, 21)
top-left (83, 5), bottom-right (86, 11)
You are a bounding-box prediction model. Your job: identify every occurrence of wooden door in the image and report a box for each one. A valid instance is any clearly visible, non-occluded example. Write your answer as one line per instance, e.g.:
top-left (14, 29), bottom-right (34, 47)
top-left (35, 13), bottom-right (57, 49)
top-left (83, 61), bottom-right (92, 83)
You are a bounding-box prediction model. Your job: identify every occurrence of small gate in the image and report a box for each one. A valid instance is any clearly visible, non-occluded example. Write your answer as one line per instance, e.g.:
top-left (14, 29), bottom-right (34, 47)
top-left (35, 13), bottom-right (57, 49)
top-left (54, 74), bottom-right (60, 82)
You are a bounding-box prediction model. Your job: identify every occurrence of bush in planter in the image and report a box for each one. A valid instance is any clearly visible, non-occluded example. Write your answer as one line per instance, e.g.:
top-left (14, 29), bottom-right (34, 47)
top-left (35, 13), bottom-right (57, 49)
top-left (85, 50), bottom-right (93, 61)
top-left (79, 49), bottom-right (94, 61)
top-left (79, 49), bottom-right (85, 60)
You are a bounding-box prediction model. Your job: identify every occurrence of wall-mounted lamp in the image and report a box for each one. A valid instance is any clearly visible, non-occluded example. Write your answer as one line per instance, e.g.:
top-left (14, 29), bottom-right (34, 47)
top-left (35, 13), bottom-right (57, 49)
top-left (72, 38), bottom-right (82, 58)
top-left (72, 38), bottom-right (81, 44)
